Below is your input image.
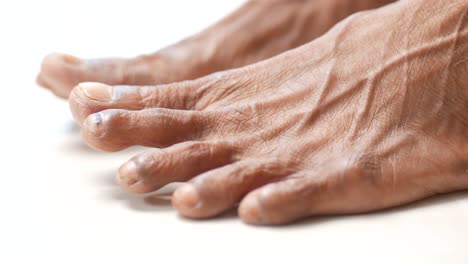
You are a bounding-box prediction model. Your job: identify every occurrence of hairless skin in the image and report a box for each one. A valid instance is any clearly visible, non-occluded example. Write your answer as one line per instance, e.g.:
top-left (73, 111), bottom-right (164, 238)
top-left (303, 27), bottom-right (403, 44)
top-left (68, 0), bottom-right (468, 225)
top-left (37, 0), bottom-right (394, 98)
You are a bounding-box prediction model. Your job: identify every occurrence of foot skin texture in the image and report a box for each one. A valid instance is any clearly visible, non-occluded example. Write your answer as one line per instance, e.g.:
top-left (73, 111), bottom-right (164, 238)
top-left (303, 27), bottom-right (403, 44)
top-left (70, 0), bottom-right (468, 225)
top-left (37, 0), bottom-right (393, 98)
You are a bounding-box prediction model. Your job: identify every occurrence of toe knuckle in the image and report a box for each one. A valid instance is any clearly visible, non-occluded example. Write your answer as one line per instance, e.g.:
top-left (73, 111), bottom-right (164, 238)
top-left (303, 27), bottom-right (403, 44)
top-left (134, 149), bottom-right (171, 177)
top-left (337, 153), bottom-right (383, 185)
top-left (184, 141), bottom-right (210, 154)
top-left (135, 86), bottom-right (153, 108)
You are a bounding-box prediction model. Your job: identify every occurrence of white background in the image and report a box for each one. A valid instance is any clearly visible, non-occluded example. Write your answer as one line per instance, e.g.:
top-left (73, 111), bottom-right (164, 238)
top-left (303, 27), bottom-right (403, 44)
top-left (0, 1), bottom-right (467, 263)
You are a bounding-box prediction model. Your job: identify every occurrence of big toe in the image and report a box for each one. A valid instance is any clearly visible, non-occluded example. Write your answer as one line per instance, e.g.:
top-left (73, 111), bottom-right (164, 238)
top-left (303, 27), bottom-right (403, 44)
top-left (37, 53), bottom-right (128, 99)
top-left (38, 53), bottom-right (88, 98)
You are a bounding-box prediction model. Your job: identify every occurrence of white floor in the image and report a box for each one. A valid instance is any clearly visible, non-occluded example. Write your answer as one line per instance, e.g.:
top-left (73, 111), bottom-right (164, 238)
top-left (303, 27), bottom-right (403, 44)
top-left (1, 1), bottom-right (468, 263)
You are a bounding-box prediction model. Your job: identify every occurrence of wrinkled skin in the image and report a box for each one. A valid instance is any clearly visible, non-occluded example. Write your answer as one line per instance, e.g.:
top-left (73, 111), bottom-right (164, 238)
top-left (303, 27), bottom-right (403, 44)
top-left (37, 0), bottom-right (393, 98)
top-left (67, 0), bottom-right (468, 225)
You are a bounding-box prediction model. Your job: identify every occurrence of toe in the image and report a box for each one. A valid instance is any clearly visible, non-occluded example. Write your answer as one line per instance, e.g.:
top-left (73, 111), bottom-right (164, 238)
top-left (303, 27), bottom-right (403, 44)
top-left (69, 81), bottom-right (200, 125)
top-left (36, 75), bottom-right (68, 98)
top-left (81, 108), bottom-right (215, 151)
top-left (238, 177), bottom-right (313, 225)
top-left (69, 82), bottom-right (116, 124)
top-left (36, 75), bottom-right (51, 89)
top-left (38, 52), bottom-right (145, 98)
top-left (238, 159), bottom-right (382, 225)
top-left (68, 69), bottom-right (258, 126)
top-left (38, 53), bottom-right (89, 98)
top-left (172, 158), bottom-right (295, 219)
top-left (117, 141), bottom-right (238, 193)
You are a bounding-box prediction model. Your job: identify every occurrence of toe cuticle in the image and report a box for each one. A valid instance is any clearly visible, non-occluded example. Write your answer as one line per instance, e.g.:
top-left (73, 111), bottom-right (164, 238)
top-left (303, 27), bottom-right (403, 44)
top-left (84, 113), bottom-right (103, 136)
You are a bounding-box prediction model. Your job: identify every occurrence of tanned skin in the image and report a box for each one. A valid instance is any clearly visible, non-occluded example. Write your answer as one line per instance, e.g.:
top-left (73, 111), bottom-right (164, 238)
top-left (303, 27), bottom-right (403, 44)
top-left (44, 0), bottom-right (468, 225)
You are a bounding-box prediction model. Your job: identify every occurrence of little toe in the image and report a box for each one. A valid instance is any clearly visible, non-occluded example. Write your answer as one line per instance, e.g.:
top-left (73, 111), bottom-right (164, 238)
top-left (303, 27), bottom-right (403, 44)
top-left (238, 177), bottom-right (318, 225)
top-left (238, 162), bottom-right (376, 225)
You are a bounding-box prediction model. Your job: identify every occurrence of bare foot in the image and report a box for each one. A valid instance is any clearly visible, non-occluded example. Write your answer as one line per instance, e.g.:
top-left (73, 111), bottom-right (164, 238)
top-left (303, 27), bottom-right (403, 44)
top-left (70, 0), bottom-right (468, 225)
top-left (37, 0), bottom-right (393, 98)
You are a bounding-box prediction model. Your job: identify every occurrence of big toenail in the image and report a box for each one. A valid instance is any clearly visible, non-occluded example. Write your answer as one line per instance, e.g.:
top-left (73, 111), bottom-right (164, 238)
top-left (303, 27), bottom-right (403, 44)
top-left (79, 82), bottom-right (112, 102)
top-left (61, 54), bottom-right (83, 65)
top-left (117, 161), bottom-right (139, 186)
top-left (84, 113), bottom-right (103, 136)
top-left (174, 184), bottom-right (200, 209)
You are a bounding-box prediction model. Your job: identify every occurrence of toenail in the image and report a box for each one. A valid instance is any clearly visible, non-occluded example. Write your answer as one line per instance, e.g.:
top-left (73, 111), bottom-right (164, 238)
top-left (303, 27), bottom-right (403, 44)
top-left (84, 113), bottom-right (103, 136)
top-left (60, 54), bottom-right (83, 65)
top-left (79, 82), bottom-right (112, 102)
top-left (174, 184), bottom-right (200, 210)
top-left (118, 161), bottom-right (139, 187)
top-left (240, 197), bottom-right (266, 225)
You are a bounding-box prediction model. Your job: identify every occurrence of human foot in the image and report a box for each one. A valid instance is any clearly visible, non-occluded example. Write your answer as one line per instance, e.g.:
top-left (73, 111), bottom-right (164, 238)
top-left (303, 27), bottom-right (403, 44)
top-left (70, 0), bottom-right (468, 225)
top-left (37, 0), bottom-right (393, 98)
